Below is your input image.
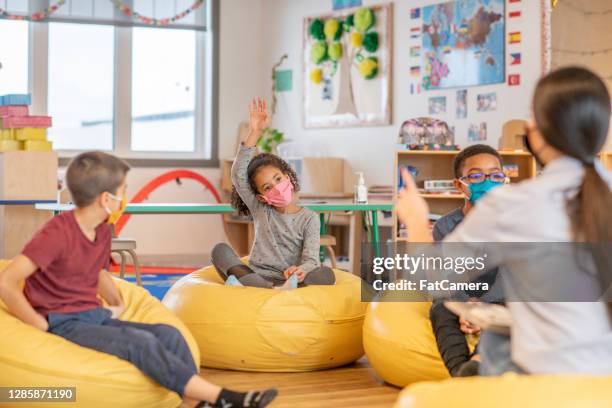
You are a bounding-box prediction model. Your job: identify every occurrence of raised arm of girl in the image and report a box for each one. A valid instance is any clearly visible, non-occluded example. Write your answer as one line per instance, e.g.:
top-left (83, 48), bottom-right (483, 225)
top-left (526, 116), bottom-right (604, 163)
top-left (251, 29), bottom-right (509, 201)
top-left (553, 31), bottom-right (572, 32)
top-left (230, 98), bottom-right (270, 212)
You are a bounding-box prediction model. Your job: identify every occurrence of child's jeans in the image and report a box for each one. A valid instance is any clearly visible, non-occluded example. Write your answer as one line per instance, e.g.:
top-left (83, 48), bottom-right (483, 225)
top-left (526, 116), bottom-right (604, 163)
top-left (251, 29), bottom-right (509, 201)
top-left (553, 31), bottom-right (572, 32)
top-left (479, 331), bottom-right (524, 375)
top-left (47, 307), bottom-right (198, 396)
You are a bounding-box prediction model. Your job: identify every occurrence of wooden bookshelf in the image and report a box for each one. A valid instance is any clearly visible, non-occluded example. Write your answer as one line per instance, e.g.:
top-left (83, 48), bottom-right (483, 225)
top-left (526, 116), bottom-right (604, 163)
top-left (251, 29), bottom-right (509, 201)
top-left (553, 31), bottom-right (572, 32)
top-left (393, 149), bottom-right (537, 240)
top-left (600, 151), bottom-right (612, 170)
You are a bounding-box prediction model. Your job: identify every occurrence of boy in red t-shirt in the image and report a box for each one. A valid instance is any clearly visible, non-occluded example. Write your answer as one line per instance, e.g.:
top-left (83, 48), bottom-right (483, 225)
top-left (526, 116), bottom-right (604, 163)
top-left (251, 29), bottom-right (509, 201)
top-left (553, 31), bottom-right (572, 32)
top-left (0, 151), bottom-right (276, 408)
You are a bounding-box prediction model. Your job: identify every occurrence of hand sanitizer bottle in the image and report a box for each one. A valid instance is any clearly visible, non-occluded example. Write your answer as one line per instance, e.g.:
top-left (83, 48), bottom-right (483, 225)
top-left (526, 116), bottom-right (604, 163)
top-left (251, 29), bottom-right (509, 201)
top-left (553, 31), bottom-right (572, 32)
top-left (355, 172), bottom-right (368, 204)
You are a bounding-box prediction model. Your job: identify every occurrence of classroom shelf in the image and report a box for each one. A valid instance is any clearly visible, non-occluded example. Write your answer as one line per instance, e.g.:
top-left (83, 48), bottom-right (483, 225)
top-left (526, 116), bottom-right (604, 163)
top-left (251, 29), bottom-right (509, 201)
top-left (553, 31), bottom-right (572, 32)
top-left (393, 149), bottom-right (537, 241)
top-left (397, 150), bottom-right (459, 155)
top-left (397, 149), bottom-right (532, 156)
top-left (419, 193), bottom-right (466, 199)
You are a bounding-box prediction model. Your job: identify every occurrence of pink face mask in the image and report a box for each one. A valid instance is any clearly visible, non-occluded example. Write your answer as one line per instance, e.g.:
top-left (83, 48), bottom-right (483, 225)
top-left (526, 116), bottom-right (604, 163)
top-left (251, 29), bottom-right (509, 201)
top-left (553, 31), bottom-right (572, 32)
top-left (261, 177), bottom-right (294, 207)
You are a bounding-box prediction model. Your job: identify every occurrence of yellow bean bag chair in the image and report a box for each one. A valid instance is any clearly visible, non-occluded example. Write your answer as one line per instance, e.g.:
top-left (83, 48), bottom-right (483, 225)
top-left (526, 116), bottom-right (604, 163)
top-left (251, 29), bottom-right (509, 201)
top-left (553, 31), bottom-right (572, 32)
top-left (363, 301), bottom-right (452, 387)
top-left (393, 373), bottom-right (612, 408)
top-left (162, 265), bottom-right (367, 372)
top-left (0, 260), bottom-right (200, 408)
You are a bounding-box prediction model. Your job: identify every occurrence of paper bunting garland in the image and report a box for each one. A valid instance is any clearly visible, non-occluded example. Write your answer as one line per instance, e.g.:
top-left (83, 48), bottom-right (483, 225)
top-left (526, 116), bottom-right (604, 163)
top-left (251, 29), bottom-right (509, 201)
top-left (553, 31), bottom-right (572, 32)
top-left (110, 0), bottom-right (205, 26)
top-left (0, 0), bottom-right (66, 21)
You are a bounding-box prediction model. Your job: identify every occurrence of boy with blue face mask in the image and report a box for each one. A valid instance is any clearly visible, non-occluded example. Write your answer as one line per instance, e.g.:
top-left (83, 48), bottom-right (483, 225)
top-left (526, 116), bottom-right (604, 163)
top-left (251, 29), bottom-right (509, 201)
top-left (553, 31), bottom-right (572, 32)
top-left (429, 144), bottom-right (505, 377)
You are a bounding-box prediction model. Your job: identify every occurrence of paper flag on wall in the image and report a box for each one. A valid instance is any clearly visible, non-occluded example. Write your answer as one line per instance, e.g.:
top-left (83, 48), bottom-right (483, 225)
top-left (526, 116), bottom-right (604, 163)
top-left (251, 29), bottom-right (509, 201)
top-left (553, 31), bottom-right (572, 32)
top-left (411, 8), bottom-right (420, 19)
top-left (410, 66), bottom-right (421, 76)
top-left (508, 74), bottom-right (521, 86)
top-left (509, 32), bottom-right (522, 44)
top-left (510, 53), bottom-right (522, 65)
top-left (509, 11), bottom-right (521, 18)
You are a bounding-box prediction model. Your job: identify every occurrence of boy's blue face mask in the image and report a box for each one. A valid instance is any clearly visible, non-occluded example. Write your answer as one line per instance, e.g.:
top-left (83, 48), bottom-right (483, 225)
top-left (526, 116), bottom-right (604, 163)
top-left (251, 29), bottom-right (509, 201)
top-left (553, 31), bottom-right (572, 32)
top-left (462, 179), bottom-right (504, 204)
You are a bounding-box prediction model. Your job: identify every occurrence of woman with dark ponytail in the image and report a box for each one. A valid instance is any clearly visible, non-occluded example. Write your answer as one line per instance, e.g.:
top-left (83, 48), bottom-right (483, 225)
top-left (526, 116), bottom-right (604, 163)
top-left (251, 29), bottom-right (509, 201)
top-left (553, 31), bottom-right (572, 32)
top-left (397, 67), bottom-right (612, 375)
top-left (530, 68), bottom-right (612, 293)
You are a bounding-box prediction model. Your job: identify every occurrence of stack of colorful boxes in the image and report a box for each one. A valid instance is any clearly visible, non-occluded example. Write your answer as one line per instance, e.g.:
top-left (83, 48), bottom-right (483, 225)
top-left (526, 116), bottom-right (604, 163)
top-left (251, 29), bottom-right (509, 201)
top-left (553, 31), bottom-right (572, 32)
top-left (0, 94), bottom-right (53, 152)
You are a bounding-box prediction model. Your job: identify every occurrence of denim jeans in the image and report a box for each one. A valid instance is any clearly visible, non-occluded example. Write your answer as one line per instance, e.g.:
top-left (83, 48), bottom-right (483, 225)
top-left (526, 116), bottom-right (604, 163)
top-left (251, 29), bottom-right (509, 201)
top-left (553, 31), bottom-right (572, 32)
top-left (47, 307), bottom-right (198, 396)
top-left (479, 330), bottom-right (524, 375)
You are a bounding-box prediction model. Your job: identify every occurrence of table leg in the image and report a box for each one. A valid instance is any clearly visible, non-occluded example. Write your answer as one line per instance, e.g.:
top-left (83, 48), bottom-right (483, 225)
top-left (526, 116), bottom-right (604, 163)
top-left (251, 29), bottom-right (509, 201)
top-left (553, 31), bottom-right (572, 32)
top-left (319, 213), bottom-right (326, 263)
top-left (348, 211), bottom-right (363, 276)
top-left (371, 210), bottom-right (381, 258)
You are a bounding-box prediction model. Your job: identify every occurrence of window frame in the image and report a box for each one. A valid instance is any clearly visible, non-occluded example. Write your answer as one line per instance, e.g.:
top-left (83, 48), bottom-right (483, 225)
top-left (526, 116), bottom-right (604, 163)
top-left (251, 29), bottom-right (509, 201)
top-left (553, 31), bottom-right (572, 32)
top-left (22, 0), bottom-right (219, 167)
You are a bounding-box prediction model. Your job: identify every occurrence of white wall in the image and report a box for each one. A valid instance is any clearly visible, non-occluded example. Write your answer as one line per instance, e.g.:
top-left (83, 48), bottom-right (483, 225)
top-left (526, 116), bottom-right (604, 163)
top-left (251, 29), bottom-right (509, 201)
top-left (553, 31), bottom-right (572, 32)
top-left (260, 0), bottom-right (543, 184)
top-left (120, 0), bottom-right (265, 256)
top-left (124, 0), bottom-right (545, 256)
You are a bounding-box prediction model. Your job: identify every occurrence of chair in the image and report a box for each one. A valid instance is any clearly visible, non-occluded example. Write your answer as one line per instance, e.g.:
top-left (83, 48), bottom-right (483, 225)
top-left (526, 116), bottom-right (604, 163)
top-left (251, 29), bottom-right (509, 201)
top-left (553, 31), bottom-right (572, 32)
top-left (320, 234), bottom-right (338, 268)
top-left (499, 119), bottom-right (529, 150)
top-left (162, 264), bottom-right (367, 372)
top-left (110, 226), bottom-right (142, 286)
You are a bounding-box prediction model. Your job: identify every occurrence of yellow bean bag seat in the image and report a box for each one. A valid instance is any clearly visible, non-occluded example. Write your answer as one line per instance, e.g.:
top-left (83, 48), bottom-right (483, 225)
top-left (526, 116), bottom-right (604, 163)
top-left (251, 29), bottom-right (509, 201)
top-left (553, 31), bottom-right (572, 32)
top-left (393, 374), bottom-right (612, 408)
top-left (0, 260), bottom-right (200, 408)
top-left (363, 301), bottom-right (451, 387)
top-left (162, 265), bottom-right (367, 372)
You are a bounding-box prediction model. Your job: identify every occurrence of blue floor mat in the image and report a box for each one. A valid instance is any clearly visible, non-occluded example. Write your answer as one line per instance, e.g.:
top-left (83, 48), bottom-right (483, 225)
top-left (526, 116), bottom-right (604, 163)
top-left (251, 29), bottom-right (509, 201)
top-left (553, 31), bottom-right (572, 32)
top-left (123, 274), bottom-right (187, 300)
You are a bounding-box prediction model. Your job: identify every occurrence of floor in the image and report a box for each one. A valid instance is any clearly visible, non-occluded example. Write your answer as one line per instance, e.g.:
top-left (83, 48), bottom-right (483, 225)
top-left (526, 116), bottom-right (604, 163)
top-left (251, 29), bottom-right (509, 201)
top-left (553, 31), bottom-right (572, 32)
top-left (199, 357), bottom-right (400, 408)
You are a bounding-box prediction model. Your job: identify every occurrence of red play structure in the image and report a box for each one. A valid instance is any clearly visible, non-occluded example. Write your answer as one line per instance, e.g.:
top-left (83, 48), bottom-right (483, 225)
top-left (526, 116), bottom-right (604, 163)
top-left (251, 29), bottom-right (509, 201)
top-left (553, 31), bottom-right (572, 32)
top-left (114, 169), bottom-right (222, 235)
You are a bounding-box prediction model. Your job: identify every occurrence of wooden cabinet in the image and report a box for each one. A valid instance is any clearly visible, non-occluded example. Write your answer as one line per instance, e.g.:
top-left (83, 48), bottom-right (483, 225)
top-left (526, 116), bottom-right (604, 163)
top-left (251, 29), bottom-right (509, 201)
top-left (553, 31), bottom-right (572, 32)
top-left (392, 150), bottom-right (537, 241)
top-left (0, 151), bottom-right (57, 257)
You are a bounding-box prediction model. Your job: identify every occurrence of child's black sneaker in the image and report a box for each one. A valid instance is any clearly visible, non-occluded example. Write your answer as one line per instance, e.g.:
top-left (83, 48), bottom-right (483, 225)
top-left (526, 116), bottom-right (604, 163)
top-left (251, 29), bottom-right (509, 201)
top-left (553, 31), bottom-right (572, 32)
top-left (197, 388), bottom-right (278, 408)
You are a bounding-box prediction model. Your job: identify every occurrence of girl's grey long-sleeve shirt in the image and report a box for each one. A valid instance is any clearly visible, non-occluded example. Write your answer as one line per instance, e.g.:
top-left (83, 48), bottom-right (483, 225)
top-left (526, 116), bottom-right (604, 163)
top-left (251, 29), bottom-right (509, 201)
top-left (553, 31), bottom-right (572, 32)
top-left (231, 145), bottom-right (321, 280)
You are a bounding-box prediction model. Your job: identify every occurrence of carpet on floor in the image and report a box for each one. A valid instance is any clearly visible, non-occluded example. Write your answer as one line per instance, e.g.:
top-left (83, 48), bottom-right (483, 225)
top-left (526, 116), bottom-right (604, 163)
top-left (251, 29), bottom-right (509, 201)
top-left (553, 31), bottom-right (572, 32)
top-left (109, 265), bottom-right (194, 300)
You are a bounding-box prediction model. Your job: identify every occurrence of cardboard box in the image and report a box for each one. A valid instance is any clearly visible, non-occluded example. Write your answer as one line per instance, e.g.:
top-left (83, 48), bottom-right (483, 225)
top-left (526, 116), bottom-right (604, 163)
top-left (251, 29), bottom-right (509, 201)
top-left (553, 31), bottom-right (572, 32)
top-left (0, 115), bottom-right (52, 129)
top-left (0, 140), bottom-right (20, 152)
top-left (23, 140), bottom-right (52, 151)
top-left (0, 94), bottom-right (31, 106)
top-left (0, 105), bottom-right (28, 117)
top-left (16, 128), bottom-right (47, 141)
top-left (300, 157), bottom-right (355, 195)
top-left (0, 129), bottom-right (15, 140)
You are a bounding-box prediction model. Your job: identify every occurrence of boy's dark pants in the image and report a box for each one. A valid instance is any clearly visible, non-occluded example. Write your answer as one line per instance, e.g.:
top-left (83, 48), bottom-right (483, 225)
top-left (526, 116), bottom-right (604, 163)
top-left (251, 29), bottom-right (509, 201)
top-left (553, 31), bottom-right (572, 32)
top-left (429, 300), bottom-right (472, 376)
top-left (47, 307), bottom-right (197, 396)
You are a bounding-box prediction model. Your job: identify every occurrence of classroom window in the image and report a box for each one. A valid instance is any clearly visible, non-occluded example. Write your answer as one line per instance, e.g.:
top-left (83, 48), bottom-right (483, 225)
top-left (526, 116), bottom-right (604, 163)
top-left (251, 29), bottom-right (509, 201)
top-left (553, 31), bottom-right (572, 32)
top-left (0, 20), bottom-right (29, 95)
top-left (1, 0), bottom-right (217, 165)
top-left (47, 23), bottom-right (115, 151)
top-left (131, 27), bottom-right (197, 152)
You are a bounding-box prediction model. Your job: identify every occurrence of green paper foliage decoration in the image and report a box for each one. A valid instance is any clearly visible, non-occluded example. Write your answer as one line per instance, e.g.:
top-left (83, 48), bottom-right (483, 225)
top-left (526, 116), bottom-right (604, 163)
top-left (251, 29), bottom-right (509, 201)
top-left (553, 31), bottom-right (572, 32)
top-left (311, 41), bottom-right (328, 64)
top-left (359, 57), bottom-right (378, 80)
top-left (354, 7), bottom-right (375, 33)
top-left (328, 42), bottom-right (343, 61)
top-left (309, 18), bottom-right (325, 40)
top-left (308, 6), bottom-right (379, 83)
top-left (324, 18), bottom-right (343, 41)
top-left (363, 32), bottom-right (379, 53)
top-left (345, 14), bottom-right (354, 27)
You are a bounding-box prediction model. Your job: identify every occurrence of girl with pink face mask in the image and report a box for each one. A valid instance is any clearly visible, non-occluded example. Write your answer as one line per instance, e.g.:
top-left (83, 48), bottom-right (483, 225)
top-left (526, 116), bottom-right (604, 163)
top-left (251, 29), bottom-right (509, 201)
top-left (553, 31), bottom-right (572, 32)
top-left (210, 98), bottom-right (335, 289)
